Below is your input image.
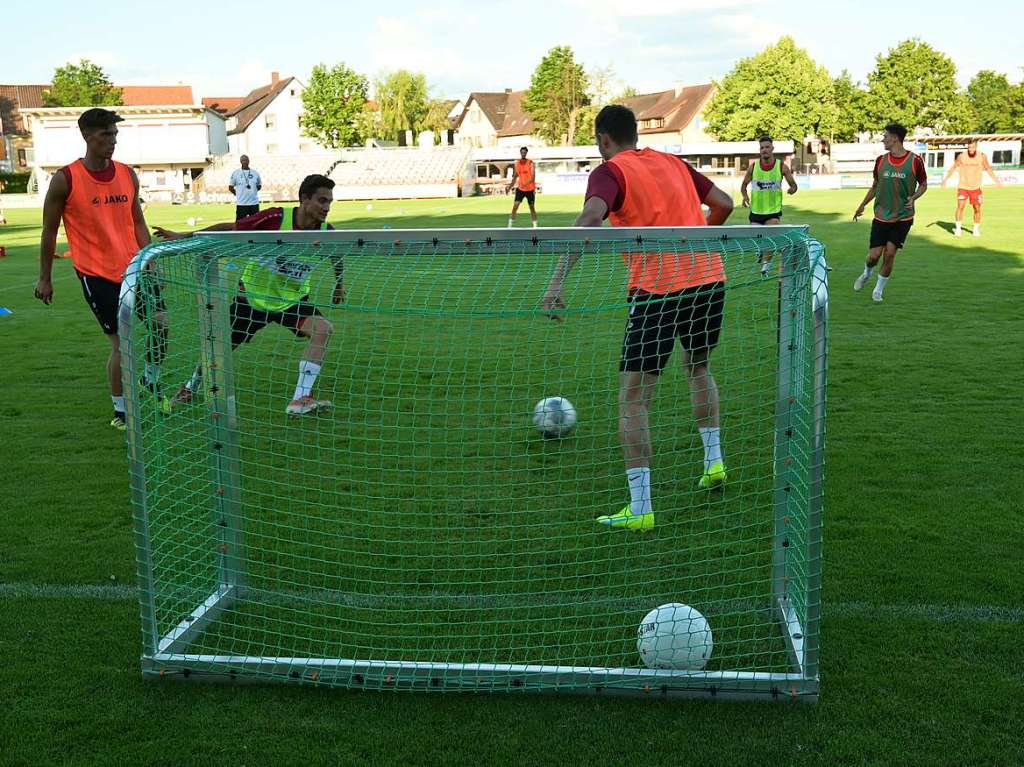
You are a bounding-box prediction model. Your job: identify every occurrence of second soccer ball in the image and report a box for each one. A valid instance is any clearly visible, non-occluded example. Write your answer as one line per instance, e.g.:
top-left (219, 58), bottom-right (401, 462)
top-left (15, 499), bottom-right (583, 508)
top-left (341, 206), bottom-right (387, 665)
top-left (532, 396), bottom-right (577, 439)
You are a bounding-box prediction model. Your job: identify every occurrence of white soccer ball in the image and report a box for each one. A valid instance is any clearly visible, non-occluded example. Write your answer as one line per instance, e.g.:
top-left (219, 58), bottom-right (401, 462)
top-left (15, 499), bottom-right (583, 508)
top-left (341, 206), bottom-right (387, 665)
top-left (186, 217), bottom-right (196, 227)
top-left (532, 396), bottom-right (577, 439)
top-left (637, 603), bottom-right (713, 670)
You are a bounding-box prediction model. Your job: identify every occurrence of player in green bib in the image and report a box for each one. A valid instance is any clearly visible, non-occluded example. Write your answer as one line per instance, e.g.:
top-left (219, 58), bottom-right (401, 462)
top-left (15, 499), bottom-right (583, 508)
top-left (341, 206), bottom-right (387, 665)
top-left (853, 123), bottom-right (928, 302)
top-left (740, 135), bottom-right (797, 275)
top-left (154, 174), bottom-right (344, 415)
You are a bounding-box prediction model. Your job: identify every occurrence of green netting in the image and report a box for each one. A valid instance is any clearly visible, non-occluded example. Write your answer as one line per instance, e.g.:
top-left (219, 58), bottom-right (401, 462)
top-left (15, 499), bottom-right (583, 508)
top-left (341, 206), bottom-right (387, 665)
top-left (121, 227), bottom-right (826, 700)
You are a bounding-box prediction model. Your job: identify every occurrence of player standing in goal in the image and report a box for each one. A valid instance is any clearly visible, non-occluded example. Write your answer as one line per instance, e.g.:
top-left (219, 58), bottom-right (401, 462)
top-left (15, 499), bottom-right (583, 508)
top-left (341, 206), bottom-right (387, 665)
top-left (853, 123), bottom-right (928, 302)
top-left (34, 108), bottom-right (166, 431)
top-left (541, 105), bottom-right (735, 531)
top-left (740, 135), bottom-right (798, 275)
top-left (941, 140), bottom-right (1000, 237)
top-left (507, 147), bottom-right (539, 228)
top-left (155, 174), bottom-right (343, 415)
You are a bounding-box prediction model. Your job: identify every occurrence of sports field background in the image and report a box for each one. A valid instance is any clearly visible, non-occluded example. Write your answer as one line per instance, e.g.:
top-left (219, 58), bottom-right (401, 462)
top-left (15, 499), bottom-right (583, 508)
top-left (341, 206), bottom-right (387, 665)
top-left (1, 189), bottom-right (1022, 765)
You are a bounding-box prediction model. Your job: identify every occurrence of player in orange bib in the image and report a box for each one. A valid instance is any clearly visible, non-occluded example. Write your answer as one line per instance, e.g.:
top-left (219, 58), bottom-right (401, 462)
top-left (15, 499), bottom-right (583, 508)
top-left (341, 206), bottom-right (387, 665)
top-left (507, 146), bottom-right (538, 228)
top-left (541, 105), bottom-right (735, 531)
top-left (34, 108), bottom-right (164, 430)
top-left (941, 140), bottom-right (1001, 237)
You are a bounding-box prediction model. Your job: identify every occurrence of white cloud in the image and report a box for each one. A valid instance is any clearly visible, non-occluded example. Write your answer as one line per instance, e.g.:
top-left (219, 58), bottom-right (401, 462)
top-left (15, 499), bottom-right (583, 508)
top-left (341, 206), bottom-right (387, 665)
top-left (569, 0), bottom-right (751, 17)
top-left (708, 13), bottom-right (789, 49)
top-left (370, 16), bottom-right (469, 82)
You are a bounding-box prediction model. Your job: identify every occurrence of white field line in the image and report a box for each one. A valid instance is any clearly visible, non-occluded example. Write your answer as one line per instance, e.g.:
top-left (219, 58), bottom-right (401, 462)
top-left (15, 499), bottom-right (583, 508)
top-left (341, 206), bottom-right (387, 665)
top-left (1, 582), bottom-right (1021, 624)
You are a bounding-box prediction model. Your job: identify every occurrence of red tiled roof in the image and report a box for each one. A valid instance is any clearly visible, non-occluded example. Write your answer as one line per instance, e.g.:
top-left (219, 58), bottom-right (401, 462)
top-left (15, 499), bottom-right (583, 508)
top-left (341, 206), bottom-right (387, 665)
top-left (0, 85), bottom-right (48, 134)
top-left (455, 90), bottom-right (533, 137)
top-left (203, 96), bottom-right (245, 115)
top-left (120, 85), bottom-right (194, 105)
top-left (227, 77), bottom-right (294, 135)
top-left (621, 84), bottom-right (715, 135)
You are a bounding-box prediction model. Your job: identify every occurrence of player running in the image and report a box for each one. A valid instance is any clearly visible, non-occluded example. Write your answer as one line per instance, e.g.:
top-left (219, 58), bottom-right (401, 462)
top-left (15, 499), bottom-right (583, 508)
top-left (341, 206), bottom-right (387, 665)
top-left (154, 174), bottom-right (343, 416)
top-left (941, 140), bottom-right (1001, 237)
top-left (507, 147), bottom-right (539, 228)
top-left (34, 108), bottom-right (166, 431)
top-left (853, 123), bottom-right (928, 303)
top-left (740, 135), bottom-right (798, 275)
top-left (541, 105), bottom-right (735, 532)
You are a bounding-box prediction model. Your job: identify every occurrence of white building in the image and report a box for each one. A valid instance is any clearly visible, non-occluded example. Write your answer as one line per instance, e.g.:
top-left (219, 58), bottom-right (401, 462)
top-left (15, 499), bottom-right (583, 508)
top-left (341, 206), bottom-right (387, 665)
top-left (23, 104), bottom-right (228, 201)
top-left (215, 73), bottom-right (330, 156)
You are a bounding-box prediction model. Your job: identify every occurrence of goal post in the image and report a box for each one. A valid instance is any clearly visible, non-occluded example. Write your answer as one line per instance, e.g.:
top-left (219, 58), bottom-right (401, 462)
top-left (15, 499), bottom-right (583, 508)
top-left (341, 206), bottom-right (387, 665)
top-left (118, 225), bottom-right (827, 701)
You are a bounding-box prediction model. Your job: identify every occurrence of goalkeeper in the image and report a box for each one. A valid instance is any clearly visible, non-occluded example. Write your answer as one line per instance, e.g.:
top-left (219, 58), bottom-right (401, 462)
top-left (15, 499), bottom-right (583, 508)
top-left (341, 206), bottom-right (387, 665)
top-left (154, 174), bottom-right (343, 416)
top-left (541, 105), bottom-right (734, 532)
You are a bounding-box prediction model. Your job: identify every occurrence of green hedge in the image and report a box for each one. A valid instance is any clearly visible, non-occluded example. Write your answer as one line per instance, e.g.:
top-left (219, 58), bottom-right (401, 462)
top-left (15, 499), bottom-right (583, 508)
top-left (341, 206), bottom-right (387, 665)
top-left (0, 172), bottom-right (31, 194)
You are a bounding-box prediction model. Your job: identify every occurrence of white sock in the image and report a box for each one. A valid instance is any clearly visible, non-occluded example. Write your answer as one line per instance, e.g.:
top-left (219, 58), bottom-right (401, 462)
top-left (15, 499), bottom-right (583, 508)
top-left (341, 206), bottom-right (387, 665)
top-left (144, 362), bottom-right (160, 385)
top-left (186, 368), bottom-right (202, 392)
top-left (112, 395), bottom-right (126, 414)
top-left (973, 224), bottom-right (980, 236)
top-left (532, 220), bottom-right (538, 228)
top-left (761, 260), bottom-right (771, 276)
top-left (874, 275), bottom-right (889, 294)
top-left (293, 360), bottom-right (321, 401)
top-left (861, 265), bottom-right (873, 280)
top-left (626, 467), bottom-right (652, 517)
top-left (507, 218), bottom-right (513, 228)
top-left (955, 221), bottom-right (962, 234)
top-left (698, 427), bottom-right (723, 472)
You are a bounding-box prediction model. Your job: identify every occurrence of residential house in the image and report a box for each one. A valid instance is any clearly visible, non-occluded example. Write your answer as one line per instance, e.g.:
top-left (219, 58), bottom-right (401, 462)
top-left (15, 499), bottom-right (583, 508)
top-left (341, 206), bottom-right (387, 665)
top-left (621, 83), bottom-right (716, 147)
top-left (454, 90), bottom-right (537, 149)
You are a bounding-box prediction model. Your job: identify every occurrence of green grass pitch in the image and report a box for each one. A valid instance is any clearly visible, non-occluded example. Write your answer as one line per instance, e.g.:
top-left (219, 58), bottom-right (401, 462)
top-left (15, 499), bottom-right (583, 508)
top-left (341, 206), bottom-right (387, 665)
top-left (1, 189), bottom-right (1022, 765)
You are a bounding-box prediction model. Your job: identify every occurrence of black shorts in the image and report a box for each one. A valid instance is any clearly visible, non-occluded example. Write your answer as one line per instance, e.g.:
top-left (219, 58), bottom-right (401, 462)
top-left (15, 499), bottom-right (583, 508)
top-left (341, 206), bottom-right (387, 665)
top-left (78, 271), bottom-right (165, 335)
top-left (235, 204), bottom-right (260, 220)
top-left (620, 282), bottom-right (726, 374)
top-left (870, 219), bottom-right (913, 250)
top-left (748, 211), bottom-right (782, 225)
top-left (514, 189), bottom-right (536, 205)
top-left (230, 294), bottom-right (321, 347)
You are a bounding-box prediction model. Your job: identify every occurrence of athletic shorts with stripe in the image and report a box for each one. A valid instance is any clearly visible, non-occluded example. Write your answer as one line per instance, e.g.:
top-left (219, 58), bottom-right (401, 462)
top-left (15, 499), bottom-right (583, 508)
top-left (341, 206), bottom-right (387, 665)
top-left (620, 282), bottom-right (726, 374)
top-left (77, 271), bottom-right (165, 335)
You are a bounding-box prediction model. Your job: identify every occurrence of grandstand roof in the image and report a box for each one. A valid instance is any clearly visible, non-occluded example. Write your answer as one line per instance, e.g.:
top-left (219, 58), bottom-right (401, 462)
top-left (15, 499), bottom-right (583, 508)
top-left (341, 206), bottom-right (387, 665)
top-left (455, 90), bottom-right (534, 137)
top-left (621, 83), bottom-right (715, 135)
top-left (227, 76), bottom-right (295, 135)
top-left (912, 133), bottom-right (1024, 144)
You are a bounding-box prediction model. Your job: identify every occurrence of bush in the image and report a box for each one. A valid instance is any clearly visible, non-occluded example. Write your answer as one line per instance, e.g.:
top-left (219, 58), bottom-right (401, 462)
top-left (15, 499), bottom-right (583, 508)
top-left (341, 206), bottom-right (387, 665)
top-left (0, 172), bottom-right (31, 194)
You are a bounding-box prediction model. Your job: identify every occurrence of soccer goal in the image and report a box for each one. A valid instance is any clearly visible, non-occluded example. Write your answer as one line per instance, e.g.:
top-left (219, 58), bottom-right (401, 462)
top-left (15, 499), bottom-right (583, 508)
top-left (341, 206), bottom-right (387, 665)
top-left (118, 225), bottom-right (827, 701)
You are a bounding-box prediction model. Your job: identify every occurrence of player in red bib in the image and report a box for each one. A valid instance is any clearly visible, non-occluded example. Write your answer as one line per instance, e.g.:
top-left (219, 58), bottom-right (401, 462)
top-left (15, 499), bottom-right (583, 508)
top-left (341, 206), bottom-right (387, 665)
top-left (541, 105), bottom-right (735, 531)
top-left (34, 108), bottom-right (165, 430)
top-left (507, 147), bottom-right (539, 228)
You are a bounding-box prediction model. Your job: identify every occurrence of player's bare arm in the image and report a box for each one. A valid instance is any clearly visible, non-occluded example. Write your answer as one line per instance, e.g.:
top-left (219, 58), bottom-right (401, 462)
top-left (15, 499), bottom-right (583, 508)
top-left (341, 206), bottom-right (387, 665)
top-left (539, 197), bottom-right (606, 320)
top-left (783, 164), bottom-right (798, 195)
top-left (941, 155), bottom-right (960, 187)
top-left (854, 182), bottom-right (877, 221)
top-left (153, 221), bottom-right (237, 240)
top-left (983, 155), bottom-right (1001, 186)
top-left (129, 168), bottom-right (152, 250)
top-left (740, 160), bottom-right (755, 207)
top-left (35, 170), bottom-right (70, 305)
top-left (704, 186), bottom-right (734, 225)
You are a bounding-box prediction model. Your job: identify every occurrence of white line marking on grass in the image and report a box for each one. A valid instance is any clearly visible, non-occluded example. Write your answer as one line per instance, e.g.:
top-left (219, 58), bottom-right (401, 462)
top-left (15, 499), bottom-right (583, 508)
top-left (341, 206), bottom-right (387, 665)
top-left (1, 582), bottom-right (1021, 624)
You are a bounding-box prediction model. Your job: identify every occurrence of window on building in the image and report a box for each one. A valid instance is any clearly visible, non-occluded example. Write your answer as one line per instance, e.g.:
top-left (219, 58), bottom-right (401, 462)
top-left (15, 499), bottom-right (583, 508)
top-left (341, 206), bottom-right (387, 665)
top-left (266, 144), bottom-right (278, 153)
top-left (927, 153), bottom-right (944, 168)
top-left (471, 109), bottom-right (481, 124)
top-left (299, 143), bottom-right (312, 153)
top-left (265, 114), bottom-right (276, 130)
top-left (17, 148), bottom-right (27, 167)
top-left (156, 171), bottom-right (167, 186)
top-left (290, 88), bottom-right (296, 96)
top-left (993, 149), bottom-right (1012, 164)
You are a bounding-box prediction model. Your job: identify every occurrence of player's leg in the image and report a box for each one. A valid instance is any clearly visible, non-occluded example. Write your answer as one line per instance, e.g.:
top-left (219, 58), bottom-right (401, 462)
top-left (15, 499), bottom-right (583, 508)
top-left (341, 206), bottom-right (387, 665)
top-left (106, 332), bottom-right (126, 429)
top-left (78, 272), bottom-right (130, 428)
top-left (596, 294), bottom-right (672, 530)
top-left (759, 215), bottom-right (781, 275)
top-left (855, 221), bottom-right (887, 291)
top-left (679, 284), bottom-right (726, 488)
top-left (508, 195), bottom-right (522, 228)
top-left (971, 195), bottom-right (983, 236)
top-left (954, 194), bottom-right (967, 236)
top-left (527, 193), bottom-right (538, 228)
top-left (284, 303), bottom-right (333, 415)
top-left (872, 241), bottom-right (899, 302)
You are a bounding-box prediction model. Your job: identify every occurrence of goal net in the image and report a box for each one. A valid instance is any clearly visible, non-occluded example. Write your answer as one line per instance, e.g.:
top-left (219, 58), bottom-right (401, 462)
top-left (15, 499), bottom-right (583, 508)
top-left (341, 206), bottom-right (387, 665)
top-left (119, 225), bottom-right (827, 701)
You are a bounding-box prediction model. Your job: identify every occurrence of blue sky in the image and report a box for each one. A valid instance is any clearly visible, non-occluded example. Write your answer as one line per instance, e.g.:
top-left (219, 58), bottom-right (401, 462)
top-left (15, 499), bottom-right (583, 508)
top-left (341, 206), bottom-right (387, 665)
top-left (4, 0), bottom-right (1016, 100)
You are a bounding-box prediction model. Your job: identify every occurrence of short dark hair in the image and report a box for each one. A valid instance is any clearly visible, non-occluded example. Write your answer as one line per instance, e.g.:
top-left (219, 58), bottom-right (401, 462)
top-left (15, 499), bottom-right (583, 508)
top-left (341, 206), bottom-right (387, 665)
top-left (884, 123), bottom-right (908, 142)
top-left (595, 105), bottom-right (638, 145)
top-left (758, 135), bottom-right (773, 144)
top-left (520, 146), bottom-right (528, 152)
top-left (78, 108), bottom-right (123, 133)
top-left (298, 174), bottom-right (335, 200)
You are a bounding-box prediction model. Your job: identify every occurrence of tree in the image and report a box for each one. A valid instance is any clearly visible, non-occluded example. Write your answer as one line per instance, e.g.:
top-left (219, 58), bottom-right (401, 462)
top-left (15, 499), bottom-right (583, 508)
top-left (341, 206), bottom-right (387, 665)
top-left (422, 99), bottom-right (453, 136)
top-left (966, 70), bottom-right (1024, 133)
top-left (704, 37), bottom-right (834, 142)
top-left (43, 60), bottom-right (122, 107)
top-left (829, 70), bottom-right (868, 142)
top-left (523, 46), bottom-right (590, 145)
top-left (375, 70), bottom-right (429, 142)
top-left (300, 62), bottom-right (369, 149)
top-left (863, 39), bottom-right (961, 133)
